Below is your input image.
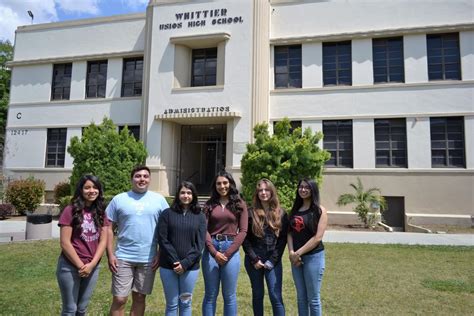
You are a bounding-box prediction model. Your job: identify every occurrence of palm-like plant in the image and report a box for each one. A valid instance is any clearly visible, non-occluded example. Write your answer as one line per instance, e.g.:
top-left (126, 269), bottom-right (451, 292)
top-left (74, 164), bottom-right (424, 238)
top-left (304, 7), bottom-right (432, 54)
top-left (337, 177), bottom-right (387, 228)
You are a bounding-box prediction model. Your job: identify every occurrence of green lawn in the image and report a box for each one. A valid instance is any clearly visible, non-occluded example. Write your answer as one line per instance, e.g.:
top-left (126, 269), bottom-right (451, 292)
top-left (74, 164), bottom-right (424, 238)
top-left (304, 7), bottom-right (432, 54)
top-left (0, 240), bottom-right (472, 315)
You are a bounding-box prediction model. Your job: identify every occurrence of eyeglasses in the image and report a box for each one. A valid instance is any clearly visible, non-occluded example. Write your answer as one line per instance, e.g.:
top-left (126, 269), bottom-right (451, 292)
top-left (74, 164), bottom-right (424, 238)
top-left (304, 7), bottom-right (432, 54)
top-left (298, 185), bottom-right (310, 190)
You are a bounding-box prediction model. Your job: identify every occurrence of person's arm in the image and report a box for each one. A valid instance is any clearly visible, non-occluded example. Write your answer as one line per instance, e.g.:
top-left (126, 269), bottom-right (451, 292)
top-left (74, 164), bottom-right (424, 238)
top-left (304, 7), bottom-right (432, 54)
top-left (158, 210), bottom-right (180, 264)
top-left (60, 226), bottom-right (85, 269)
top-left (204, 206), bottom-right (218, 257)
top-left (242, 215), bottom-right (259, 264)
top-left (268, 212), bottom-right (289, 266)
top-left (294, 206), bottom-right (328, 257)
top-left (180, 213), bottom-right (207, 271)
top-left (223, 201), bottom-right (248, 258)
top-left (79, 224), bottom-right (108, 277)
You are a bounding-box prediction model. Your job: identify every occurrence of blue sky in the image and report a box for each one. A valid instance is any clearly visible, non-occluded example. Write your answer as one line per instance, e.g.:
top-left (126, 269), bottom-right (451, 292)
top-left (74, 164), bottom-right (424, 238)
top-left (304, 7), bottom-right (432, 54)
top-left (0, 0), bottom-right (148, 43)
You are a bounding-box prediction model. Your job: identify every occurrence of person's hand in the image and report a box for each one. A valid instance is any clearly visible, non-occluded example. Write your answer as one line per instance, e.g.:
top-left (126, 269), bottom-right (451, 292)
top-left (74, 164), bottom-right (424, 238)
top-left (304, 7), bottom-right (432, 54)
top-left (289, 251), bottom-right (302, 266)
top-left (263, 260), bottom-right (274, 270)
top-left (79, 262), bottom-right (94, 277)
top-left (214, 252), bottom-right (228, 266)
top-left (253, 260), bottom-right (265, 270)
top-left (173, 262), bottom-right (184, 274)
top-left (151, 255), bottom-right (160, 271)
top-left (108, 254), bottom-right (118, 273)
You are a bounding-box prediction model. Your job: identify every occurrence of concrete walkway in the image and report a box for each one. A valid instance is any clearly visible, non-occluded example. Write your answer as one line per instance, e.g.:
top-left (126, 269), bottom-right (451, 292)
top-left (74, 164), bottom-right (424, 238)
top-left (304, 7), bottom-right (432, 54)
top-left (0, 220), bottom-right (472, 246)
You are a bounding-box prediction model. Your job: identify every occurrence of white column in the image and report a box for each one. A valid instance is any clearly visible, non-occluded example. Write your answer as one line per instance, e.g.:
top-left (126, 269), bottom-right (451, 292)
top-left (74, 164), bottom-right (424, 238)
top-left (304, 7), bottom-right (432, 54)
top-left (70, 61), bottom-right (86, 100)
top-left (404, 34), bottom-right (428, 83)
top-left (106, 58), bottom-right (123, 99)
top-left (460, 31), bottom-right (474, 80)
top-left (302, 42), bottom-right (323, 88)
top-left (406, 117), bottom-right (431, 169)
top-left (352, 38), bottom-right (373, 86)
top-left (353, 118), bottom-right (375, 168)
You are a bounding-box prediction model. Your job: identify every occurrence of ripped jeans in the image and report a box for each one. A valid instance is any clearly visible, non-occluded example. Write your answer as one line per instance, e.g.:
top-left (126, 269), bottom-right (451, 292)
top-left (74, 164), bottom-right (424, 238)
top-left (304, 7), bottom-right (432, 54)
top-left (159, 267), bottom-right (200, 316)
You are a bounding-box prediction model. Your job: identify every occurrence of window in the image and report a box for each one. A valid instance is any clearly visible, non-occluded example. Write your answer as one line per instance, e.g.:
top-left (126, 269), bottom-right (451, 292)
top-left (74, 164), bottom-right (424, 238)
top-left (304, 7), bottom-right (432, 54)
top-left (86, 60), bottom-right (107, 98)
top-left (46, 128), bottom-right (67, 167)
top-left (119, 125), bottom-right (140, 140)
top-left (51, 63), bottom-right (72, 100)
top-left (323, 120), bottom-right (353, 167)
top-left (430, 117), bottom-right (465, 167)
top-left (274, 45), bottom-right (302, 88)
top-left (121, 57), bottom-right (143, 97)
top-left (373, 37), bottom-right (404, 83)
top-left (323, 41), bottom-right (351, 86)
top-left (374, 119), bottom-right (407, 167)
top-left (427, 33), bottom-right (461, 81)
top-left (191, 48), bottom-right (217, 87)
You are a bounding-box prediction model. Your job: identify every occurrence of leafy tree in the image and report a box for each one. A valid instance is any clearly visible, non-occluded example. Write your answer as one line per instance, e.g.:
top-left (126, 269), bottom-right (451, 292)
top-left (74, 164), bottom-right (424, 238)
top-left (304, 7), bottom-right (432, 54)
top-left (0, 40), bottom-right (13, 160)
top-left (241, 118), bottom-right (330, 210)
top-left (68, 117), bottom-right (147, 196)
top-left (336, 177), bottom-right (387, 228)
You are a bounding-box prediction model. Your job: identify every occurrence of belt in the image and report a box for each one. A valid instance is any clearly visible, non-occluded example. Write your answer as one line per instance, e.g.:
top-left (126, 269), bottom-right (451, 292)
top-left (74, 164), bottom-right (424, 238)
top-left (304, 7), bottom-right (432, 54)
top-left (212, 234), bottom-right (235, 241)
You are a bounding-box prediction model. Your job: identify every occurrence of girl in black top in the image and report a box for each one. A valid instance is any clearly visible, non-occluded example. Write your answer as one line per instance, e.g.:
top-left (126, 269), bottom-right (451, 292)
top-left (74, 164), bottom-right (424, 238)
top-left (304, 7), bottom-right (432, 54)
top-left (287, 178), bottom-right (328, 316)
top-left (158, 181), bottom-right (206, 315)
top-left (243, 179), bottom-right (288, 316)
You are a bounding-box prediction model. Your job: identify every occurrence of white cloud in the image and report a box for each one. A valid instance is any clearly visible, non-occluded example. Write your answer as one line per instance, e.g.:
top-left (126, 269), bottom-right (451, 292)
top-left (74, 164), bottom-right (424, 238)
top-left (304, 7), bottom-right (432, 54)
top-left (55, 0), bottom-right (100, 15)
top-left (121, 0), bottom-right (148, 9)
top-left (0, 0), bottom-right (58, 42)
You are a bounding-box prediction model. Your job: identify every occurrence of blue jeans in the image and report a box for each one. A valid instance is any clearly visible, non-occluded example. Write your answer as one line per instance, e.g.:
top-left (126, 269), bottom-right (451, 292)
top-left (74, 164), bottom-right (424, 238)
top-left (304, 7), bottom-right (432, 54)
top-left (244, 256), bottom-right (285, 316)
top-left (202, 239), bottom-right (241, 316)
top-left (160, 268), bottom-right (200, 316)
top-left (291, 250), bottom-right (325, 316)
top-left (56, 255), bottom-right (100, 316)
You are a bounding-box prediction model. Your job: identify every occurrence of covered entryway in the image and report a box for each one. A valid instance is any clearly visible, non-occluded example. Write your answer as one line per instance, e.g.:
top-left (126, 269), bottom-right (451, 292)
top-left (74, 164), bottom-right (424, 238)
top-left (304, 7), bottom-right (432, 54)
top-left (382, 196), bottom-right (405, 231)
top-left (180, 124), bottom-right (226, 194)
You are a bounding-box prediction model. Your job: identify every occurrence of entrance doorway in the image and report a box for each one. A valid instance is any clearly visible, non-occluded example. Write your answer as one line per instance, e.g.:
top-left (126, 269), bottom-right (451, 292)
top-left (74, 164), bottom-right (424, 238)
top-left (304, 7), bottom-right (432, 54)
top-left (180, 124), bottom-right (226, 194)
top-left (382, 196), bottom-right (405, 231)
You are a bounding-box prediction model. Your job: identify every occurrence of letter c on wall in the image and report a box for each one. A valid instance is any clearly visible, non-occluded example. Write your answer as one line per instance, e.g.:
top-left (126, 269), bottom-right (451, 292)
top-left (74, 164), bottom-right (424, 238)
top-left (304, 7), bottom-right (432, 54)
top-left (16, 112), bottom-right (22, 119)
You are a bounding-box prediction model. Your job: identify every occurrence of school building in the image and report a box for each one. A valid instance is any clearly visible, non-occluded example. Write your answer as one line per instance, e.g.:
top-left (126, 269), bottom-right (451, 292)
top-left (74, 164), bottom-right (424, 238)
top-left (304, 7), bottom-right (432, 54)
top-left (4, 0), bottom-right (474, 229)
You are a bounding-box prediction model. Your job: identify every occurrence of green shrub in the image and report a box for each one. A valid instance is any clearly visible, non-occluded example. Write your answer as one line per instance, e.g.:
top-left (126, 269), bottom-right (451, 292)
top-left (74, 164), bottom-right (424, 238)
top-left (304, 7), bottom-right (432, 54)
top-left (53, 181), bottom-right (71, 204)
top-left (58, 196), bottom-right (72, 214)
top-left (241, 119), bottom-right (330, 210)
top-left (5, 177), bottom-right (45, 215)
top-left (68, 118), bottom-right (147, 196)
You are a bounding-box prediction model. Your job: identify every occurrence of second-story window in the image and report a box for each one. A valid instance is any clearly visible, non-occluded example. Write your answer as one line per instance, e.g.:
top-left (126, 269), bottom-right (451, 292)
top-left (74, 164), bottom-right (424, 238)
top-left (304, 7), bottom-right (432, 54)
top-left (431, 117), bottom-right (465, 168)
top-left (122, 57), bottom-right (143, 97)
top-left (51, 63), bottom-right (72, 100)
top-left (427, 33), bottom-right (461, 81)
top-left (119, 125), bottom-right (140, 141)
top-left (46, 128), bottom-right (67, 167)
top-left (373, 37), bottom-right (404, 83)
top-left (323, 41), bottom-right (352, 86)
top-left (274, 45), bottom-right (302, 89)
top-left (86, 60), bottom-right (108, 98)
top-left (191, 48), bottom-right (217, 87)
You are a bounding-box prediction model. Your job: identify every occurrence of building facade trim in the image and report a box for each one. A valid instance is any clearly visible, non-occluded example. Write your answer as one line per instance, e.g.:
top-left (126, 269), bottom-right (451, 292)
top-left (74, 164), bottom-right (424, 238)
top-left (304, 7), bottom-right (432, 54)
top-left (7, 50), bottom-right (145, 67)
top-left (270, 23), bottom-right (474, 45)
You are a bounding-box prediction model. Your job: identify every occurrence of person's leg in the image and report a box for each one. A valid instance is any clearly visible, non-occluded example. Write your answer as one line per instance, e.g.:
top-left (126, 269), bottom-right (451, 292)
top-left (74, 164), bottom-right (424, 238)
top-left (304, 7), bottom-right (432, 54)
top-left (76, 264), bottom-right (101, 316)
top-left (220, 243), bottom-right (240, 316)
top-left (131, 261), bottom-right (156, 316)
top-left (110, 260), bottom-right (134, 316)
top-left (291, 261), bottom-right (308, 316)
top-left (244, 256), bottom-right (265, 316)
top-left (56, 256), bottom-right (80, 316)
top-left (177, 269), bottom-right (200, 316)
top-left (265, 261), bottom-right (285, 316)
top-left (302, 251), bottom-right (325, 316)
top-left (160, 268), bottom-right (179, 316)
top-left (201, 249), bottom-right (221, 316)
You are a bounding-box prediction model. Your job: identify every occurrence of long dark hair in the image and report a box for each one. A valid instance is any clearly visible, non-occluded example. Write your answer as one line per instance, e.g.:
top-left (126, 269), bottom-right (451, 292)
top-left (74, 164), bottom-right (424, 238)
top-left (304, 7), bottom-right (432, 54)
top-left (171, 181), bottom-right (202, 214)
top-left (206, 170), bottom-right (243, 215)
top-left (290, 178), bottom-right (322, 229)
top-left (71, 175), bottom-right (106, 230)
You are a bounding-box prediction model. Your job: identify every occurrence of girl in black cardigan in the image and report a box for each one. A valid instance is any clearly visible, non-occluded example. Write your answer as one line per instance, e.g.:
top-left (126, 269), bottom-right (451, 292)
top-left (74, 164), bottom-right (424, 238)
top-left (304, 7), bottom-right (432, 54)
top-left (158, 181), bottom-right (206, 316)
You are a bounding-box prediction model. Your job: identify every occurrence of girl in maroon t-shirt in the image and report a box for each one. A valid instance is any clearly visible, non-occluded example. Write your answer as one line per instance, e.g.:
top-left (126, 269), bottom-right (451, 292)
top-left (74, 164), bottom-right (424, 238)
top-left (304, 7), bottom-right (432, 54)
top-left (56, 175), bottom-right (109, 315)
